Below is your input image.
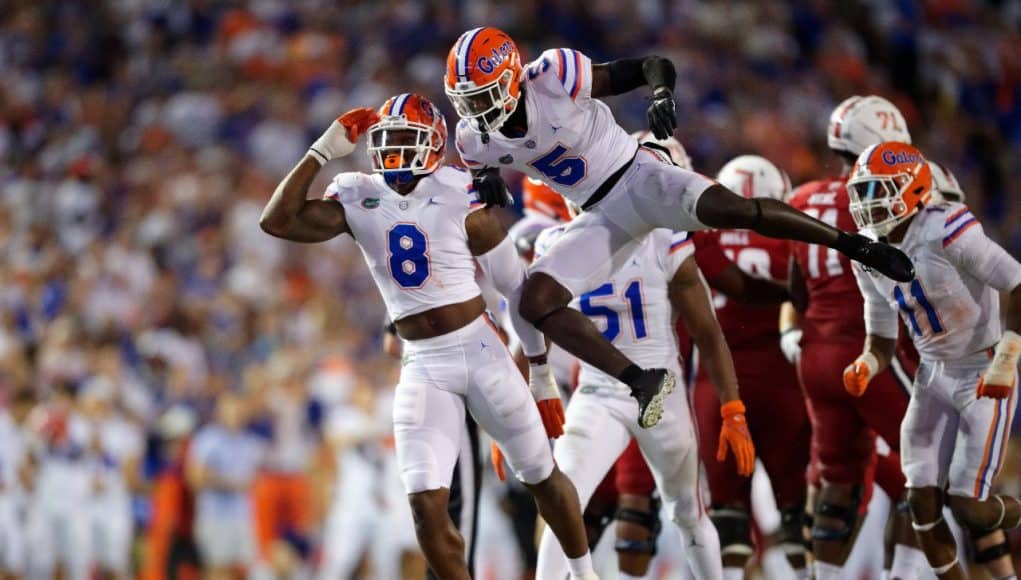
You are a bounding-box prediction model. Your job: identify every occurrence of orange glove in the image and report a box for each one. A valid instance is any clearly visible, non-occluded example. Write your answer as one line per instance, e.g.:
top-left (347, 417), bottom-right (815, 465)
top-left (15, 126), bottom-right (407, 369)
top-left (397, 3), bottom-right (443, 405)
top-left (977, 330), bottom-right (1021, 399)
top-left (843, 353), bottom-right (878, 397)
top-left (529, 363), bottom-right (565, 438)
top-left (717, 400), bottom-right (755, 477)
top-left (490, 442), bottom-right (506, 481)
top-left (308, 107), bottom-right (381, 164)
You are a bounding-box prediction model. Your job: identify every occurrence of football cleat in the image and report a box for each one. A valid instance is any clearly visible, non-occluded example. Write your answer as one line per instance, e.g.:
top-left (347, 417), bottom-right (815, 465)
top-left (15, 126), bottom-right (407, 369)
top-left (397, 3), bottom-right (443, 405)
top-left (626, 368), bottom-right (676, 429)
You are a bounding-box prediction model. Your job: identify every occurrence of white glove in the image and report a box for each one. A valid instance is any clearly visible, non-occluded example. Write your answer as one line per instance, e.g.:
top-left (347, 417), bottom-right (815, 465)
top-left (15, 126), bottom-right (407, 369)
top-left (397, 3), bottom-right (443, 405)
top-left (307, 107), bottom-right (380, 165)
top-left (780, 328), bottom-right (802, 365)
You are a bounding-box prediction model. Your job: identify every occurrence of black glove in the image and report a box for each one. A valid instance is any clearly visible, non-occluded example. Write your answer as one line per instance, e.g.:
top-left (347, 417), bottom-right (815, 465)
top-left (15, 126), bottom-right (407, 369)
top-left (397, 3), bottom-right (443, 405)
top-left (647, 87), bottom-right (677, 140)
top-left (473, 167), bottom-right (511, 208)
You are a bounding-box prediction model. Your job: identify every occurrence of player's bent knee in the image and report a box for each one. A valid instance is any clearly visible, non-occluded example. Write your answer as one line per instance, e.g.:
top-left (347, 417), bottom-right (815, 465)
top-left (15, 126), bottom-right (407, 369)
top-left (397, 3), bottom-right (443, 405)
top-left (614, 497), bottom-right (662, 556)
top-left (519, 272), bottom-right (572, 325)
top-left (812, 484), bottom-right (862, 543)
top-left (693, 184), bottom-right (758, 229)
top-left (906, 486), bottom-right (943, 527)
top-left (709, 506), bottom-right (753, 557)
top-left (948, 495), bottom-right (1000, 532)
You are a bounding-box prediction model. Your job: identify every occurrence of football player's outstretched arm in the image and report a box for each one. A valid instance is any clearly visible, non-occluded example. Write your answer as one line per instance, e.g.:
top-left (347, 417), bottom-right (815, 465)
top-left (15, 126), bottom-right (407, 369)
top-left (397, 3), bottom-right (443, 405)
top-left (467, 208), bottom-right (565, 438)
top-left (670, 255), bottom-right (755, 475)
top-left (591, 56), bottom-right (677, 139)
top-left (260, 108), bottom-right (379, 242)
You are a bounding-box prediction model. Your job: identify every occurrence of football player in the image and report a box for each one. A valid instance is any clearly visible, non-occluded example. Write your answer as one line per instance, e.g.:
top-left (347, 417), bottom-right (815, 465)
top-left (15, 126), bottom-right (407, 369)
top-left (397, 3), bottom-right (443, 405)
top-left (444, 27), bottom-right (914, 430)
top-left (781, 96), bottom-right (923, 579)
top-left (844, 142), bottom-right (1021, 580)
top-left (260, 95), bottom-right (595, 579)
top-left (531, 205), bottom-right (752, 580)
top-left (690, 155), bottom-right (810, 579)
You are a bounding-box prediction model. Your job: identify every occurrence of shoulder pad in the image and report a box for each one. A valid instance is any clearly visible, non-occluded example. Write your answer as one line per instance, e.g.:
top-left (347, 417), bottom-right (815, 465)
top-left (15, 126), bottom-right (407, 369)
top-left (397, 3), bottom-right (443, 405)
top-left (936, 201), bottom-right (978, 246)
top-left (454, 121), bottom-right (486, 167)
top-left (533, 225), bottom-right (567, 258)
top-left (324, 172), bottom-right (375, 204)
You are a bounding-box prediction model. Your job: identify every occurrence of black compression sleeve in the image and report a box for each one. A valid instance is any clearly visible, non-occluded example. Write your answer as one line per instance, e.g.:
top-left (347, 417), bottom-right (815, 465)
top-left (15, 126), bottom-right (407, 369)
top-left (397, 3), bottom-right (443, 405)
top-left (606, 57), bottom-right (647, 95)
top-left (605, 56), bottom-right (676, 95)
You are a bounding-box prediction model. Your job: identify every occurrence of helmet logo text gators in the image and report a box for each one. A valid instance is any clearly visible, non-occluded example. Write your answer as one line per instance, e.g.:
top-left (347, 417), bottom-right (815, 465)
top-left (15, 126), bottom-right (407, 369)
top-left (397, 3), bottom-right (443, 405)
top-left (881, 150), bottom-right (922, 166)
top-left (476, 41), bottom-right (515, 75)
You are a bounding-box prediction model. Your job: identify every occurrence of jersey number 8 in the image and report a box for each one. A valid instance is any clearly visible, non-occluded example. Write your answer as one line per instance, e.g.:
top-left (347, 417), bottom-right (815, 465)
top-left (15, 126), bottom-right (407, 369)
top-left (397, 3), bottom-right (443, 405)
top-left (388, 224), bottom-right (430, 288)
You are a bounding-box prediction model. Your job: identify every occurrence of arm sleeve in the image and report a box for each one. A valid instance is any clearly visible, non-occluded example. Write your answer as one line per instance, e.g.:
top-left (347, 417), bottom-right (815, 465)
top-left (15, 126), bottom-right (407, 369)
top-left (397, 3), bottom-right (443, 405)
top-left (852, 264), bottom-right (899, 339)
top-left (475, 235), bottom-right (546, 357)
top-left (942, 213), bottom-right (1021, 292)
top-left (691, 231), bottom-right (732, 280)
top-left (534, 49), bottom-right (593, 102)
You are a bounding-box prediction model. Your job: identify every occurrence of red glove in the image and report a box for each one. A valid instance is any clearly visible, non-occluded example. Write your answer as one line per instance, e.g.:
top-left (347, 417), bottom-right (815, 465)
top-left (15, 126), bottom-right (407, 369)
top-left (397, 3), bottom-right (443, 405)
top-left (843, 353), bottom-right (878, 398)
top-left (308, 107), bottom-right (381, 164)
top-left (490, 442), bottom-right (506, 481)
top-left (337, 107), bottom-right (381, 141)
top-left (977, 331), bottom-right (1021, 399)
top-left (529, 363), bottom-right (565, 438)
top-left (717, 400), bottom-right (755, 477)
top-left (535, 399), bottom-right (565, 439)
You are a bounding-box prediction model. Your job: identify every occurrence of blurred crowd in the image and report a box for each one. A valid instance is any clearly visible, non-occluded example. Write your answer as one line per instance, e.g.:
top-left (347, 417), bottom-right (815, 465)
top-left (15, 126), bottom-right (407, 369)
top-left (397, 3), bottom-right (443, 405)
top-left (1, 0), bottom-right (1019, 578)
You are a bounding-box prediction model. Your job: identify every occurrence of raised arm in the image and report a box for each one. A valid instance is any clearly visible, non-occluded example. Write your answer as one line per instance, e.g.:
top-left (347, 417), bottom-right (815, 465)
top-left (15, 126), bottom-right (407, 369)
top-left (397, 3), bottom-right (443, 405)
top-left (669, 255), bottom-right (755, 476)
top-left (259, 108), bottom-right (379, 242)
top-left (591, 56), bottom-right (677, 139)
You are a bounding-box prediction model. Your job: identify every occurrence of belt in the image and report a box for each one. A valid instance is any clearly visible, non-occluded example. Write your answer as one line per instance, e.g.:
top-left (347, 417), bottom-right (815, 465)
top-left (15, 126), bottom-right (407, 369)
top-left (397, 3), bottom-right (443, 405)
top-left (581, 150), bottom-right (637, 211)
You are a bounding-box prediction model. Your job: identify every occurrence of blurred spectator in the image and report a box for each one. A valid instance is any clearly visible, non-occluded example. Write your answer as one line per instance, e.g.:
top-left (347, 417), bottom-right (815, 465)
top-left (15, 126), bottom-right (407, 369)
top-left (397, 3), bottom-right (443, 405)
top-left (80, 377), bottom-right (144, 580)
top-left (0, 0), bottom-right (1018, 576)
top-left (187, 391), bottom-right (264, 580)
top-left (24, 382), bottom-right (93, 580)
top-left (144, 405), bottom-right (200, 580)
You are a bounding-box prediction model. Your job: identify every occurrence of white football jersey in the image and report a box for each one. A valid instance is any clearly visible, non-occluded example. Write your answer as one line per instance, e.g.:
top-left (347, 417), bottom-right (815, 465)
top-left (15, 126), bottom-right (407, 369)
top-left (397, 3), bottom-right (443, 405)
top-left (91, 415), bottom-right (143, 500)
top-left (455, 48), bottom-right (639, 206)
top-left (324, 165), bottom-right (485, 321)
top-left (854, 202), bottom-right (1021, 361)
top-left (535, 227), bottom-right (694, 390)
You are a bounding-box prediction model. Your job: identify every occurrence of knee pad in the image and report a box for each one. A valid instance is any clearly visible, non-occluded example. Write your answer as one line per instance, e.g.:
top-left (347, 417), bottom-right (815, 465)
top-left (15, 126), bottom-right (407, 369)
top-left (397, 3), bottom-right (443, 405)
top-left (811, 486), bottom-right (862, 543)
top-left (709, 507), bottom-right (753, 557)
top-left (971, 535), bottom-right (1010, 565)
top-left (614, 497), bottom-right (663, 556)
top-left (778, 505), bottom-right (808, 555)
